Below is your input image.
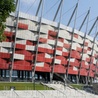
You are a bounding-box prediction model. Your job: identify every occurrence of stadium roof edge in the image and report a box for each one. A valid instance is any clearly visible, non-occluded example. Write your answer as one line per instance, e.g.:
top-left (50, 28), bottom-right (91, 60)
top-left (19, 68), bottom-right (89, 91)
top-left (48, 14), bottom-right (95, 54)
top-left (10, 12), bottom-right (98, 44)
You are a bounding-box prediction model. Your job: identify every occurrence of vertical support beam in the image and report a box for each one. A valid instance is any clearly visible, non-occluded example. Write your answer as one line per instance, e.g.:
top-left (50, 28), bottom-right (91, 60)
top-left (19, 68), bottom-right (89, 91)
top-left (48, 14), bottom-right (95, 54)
top-left (50, 0), bottom-right (64, 83)
top-left (66, 1), bottom-right (79, 78)
top-left (9, 0), bottom-right (20, 82)
top-left (94, 22), bottom-right (98, 79)
top-left (35, 0), bottom-right (42, 16)
top-left (67, 2), bottom-right (78, 26)
top-left (15, 0), bottom-right (18, 6)
top-left (25, 71), bottom-right (26, 78)
top-left (78, 9), bottom-right (90, 83)
top-left (32, 0), bottom-right (44, 82)
top-left (88, 32), bottom-right (98, 83)
top-left (64, 74), bottom-right (67, 87)
top-left (53, 0), bottom-right (63, 21)
top-left (85, 76), bottom-right (88, 85)
top-left (76, 75), bottom-right (79, 84)
top-left (79, 9), bottom-right (90, 31)
top-left (88, 17), bottom-right (98, 35)
top-left (95, 53), bottom-right (98, 76)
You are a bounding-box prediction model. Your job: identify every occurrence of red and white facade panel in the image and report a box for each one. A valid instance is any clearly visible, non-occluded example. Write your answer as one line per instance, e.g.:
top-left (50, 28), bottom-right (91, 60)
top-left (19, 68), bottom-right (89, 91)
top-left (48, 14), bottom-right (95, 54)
top-left (0, 12), bottom-right (98, 78)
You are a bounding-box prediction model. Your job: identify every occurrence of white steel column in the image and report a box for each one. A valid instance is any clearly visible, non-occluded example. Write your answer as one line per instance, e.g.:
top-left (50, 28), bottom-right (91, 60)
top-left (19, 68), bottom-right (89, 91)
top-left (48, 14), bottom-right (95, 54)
top-left (9, 0), bottom-right (20, 82)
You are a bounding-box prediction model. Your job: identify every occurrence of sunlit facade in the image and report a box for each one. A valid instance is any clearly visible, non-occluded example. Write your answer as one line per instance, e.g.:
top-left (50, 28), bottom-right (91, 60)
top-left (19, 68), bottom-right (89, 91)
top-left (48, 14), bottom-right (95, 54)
top-left (0, 12), bottom-right (98, 83)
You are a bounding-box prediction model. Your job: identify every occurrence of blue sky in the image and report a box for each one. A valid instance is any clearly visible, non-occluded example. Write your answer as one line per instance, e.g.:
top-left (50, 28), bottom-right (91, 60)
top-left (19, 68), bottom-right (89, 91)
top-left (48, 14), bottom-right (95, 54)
top-left (19, 0), bottom-right (98, 38)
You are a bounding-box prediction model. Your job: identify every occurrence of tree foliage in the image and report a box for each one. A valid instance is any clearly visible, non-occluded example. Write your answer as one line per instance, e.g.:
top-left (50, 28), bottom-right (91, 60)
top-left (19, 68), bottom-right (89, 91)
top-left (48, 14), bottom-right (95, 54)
top-left (0, 0), bottom-right (15, 42)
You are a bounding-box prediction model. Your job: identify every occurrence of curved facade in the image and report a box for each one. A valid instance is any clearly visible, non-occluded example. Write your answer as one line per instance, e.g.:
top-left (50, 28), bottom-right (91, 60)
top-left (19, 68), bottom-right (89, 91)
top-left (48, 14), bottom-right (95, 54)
top-left (0, 12), bottom-right (98, 83)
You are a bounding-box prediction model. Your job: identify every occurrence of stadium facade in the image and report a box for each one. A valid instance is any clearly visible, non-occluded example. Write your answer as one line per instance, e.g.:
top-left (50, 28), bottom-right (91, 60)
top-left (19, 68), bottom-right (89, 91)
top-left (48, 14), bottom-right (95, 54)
top-left (0, 11), bottom-right (98, 84)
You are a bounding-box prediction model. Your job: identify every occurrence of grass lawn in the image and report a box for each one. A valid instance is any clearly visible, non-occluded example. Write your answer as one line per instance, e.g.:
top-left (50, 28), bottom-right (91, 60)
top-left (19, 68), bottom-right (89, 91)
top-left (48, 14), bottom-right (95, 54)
top-left (0, 82), bottom-right (52, 90)
top-left (71, 84), bottom-right (84, 90)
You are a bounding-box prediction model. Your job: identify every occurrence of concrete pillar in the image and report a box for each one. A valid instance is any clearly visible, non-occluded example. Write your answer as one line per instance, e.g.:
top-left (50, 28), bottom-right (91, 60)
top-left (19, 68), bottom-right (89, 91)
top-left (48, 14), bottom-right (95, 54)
top-left (87, 76), bottom-right (90, 85)
top-left (85, 76), bottom-right (88, 85)
top-left (32, 71), bottom-right (35, 82)
top-left (64, 74), bottom-right (67, 88)
top-left (50, 72), bottom-right (53, 83)
top-left (83, 76), bottom-right (86, 84)
top-left (90, 77), bottom-right (93, 84)
top-left (9, 69), bottom-right (12, 82)
top-left (76, 75), bottom-right (79, 84)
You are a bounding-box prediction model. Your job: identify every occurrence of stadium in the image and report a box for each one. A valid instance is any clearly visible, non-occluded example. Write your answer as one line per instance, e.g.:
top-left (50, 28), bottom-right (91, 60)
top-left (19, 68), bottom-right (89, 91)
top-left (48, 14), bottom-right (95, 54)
top-left (0, 0), bottom-right (98, 98)
top-left (0, 0), bottom-right (98, 85)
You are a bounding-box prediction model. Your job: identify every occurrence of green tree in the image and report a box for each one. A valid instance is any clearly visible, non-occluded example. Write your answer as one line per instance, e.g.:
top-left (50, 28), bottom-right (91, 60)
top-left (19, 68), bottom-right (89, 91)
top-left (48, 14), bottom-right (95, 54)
top-left (0, 0), bottom-right (15, 42)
